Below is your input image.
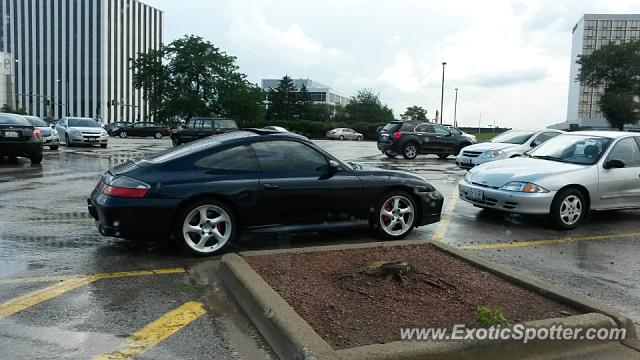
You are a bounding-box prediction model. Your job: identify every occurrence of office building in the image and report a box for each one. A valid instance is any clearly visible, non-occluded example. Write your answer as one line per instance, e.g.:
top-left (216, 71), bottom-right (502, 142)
top-left (261, 78), bottom-right (350, 107)
top-left (550, 14), bottom-right (640, 130)
top-left (0, 0), bottom-right (163, 122)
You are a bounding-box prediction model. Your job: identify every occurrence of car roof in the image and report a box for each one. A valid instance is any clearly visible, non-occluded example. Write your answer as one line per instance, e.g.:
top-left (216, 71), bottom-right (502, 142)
top-left (144, 130), bottom-right (309, 164)
top-left (568, 130), bottom-right (635, 139)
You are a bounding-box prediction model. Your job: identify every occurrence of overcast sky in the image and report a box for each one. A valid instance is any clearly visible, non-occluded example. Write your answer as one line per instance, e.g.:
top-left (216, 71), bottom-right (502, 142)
top-left (145, 0), bottom-right (640, 129)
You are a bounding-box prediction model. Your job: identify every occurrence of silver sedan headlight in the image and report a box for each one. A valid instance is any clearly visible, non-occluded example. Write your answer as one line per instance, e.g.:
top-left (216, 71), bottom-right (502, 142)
top-left (464, 172), bottom-right (473, 183)
top-left (482, 150), bottom-right (504, 158)
top-left (101, 130), bottom-right (108, 136)
top-left (501, 181), bottom-right (549, 193)
top-left (69, 128), bottom-right (82, 135)
top-left (52, 129), bottom-right (58, 136)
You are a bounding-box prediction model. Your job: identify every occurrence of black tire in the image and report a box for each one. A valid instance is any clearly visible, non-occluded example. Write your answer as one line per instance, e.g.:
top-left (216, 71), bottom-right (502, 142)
top-left (100, 143), bottom-right (108, 149)
top-left (119, 131), bottom-right (127, 138)
top-left (172, 137), bottom-right (181, 147)
top-left (401, 142), bottom-right (418, 160)
top-left (174, 198), bottom-right (238, 256)
top-left (550, 188), bottom-right (587, 230)
top-left (154, 132), bottom-right (163, 139)
top-left (30, 153), bottom-right (43, 164)
top-left (339, 135), bottom-right (344, 140)
top-left (65, 134), bottom-right (73, 147)
top-left (371, 190), bottom-right (417, 240)
top-left (356, 136), bottom-right (362, 141)
top-left (437, 153), bottom-right (449, 159)
top-left (50, 145), bottom-right (59, 150)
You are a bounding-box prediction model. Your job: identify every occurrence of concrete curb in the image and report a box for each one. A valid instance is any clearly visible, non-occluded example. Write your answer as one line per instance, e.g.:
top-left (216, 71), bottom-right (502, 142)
top-left (219, 241), bottom-right (640, 359)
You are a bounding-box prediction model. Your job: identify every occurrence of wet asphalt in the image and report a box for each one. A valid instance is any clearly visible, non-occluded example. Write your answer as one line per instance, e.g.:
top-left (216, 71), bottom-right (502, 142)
top-left (1, 137), bottom-right (640, 359)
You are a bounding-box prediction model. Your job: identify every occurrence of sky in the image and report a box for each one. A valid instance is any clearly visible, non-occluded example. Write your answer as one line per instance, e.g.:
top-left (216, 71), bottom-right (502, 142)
top-left (144, 0), bottom-right (640, 129)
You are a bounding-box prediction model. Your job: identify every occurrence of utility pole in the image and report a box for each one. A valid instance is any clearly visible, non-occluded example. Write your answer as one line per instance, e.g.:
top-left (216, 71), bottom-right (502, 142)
top-left (453, 88), bottom-right (459, 127)
top-left (440, 62), bottom-right (446, 124)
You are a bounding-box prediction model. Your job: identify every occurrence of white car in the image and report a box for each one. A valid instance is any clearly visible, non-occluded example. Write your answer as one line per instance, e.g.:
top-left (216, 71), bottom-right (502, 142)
top-left (326, 128), bottom-right (363, 141)
top-left (456, 129), bottom-right (564, 170)
top-left (458, 131), bottom-right (640, 229)
top-left (446, 126), bottom-right (477, 144)
top-left (55, 117), bottom-right (109, 148)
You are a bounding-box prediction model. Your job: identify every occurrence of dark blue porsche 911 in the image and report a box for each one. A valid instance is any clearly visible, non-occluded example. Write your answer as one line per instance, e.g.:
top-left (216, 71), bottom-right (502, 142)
top-left (88, 130), bottom-right (444, 255)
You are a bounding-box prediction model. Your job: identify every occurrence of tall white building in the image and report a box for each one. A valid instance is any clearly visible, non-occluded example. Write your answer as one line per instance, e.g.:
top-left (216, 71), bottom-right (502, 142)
top-left (261, 78), bottom-right (350, 107)
top-left (0, 0), bottom-right (163, 123)
top-left (551, 14), bottom-right (640, 130)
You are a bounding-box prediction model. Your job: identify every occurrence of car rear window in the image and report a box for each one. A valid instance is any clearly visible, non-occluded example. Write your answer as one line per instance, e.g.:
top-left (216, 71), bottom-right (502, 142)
top-left (381, 123), bottom-right (402, 133)
top-left (215, 119), bottom-right (238, 129)
top-left (0, 113), bottom-right (31, 125)
top-left (145, 131), bottom-right (257, 164)
top-left (25, 116), bottom-right (49, 127)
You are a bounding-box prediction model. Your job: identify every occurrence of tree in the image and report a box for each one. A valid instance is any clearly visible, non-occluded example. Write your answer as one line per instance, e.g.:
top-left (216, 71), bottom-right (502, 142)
top-left (297, 83), bottom-right (313, 119)
top-left (340, 89), bottom-right (394, 123)
top-left (401, 106), bottom-right (428, 121)
top-left (0, 104), bottom-right (27, 115)
top-left (577, 41), bottom-right (640, 130)
top-left (132, 35), bottom-right (264, 123)
top-left (267, 75), bottom-right (298, 119)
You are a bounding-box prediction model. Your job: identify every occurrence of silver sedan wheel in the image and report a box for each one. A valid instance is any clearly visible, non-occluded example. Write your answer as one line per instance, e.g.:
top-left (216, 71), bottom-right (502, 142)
top-left (559, 195), bottom-right (582, 226)
top-left (379, 195), bottom-right (415, 236)
top-left (182, 205), bottom-right (232, 254)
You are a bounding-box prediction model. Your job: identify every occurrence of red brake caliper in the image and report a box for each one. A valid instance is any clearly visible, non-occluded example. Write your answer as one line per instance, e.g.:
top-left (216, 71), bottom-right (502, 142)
top-left (383, 203), bottom-right (392, 224)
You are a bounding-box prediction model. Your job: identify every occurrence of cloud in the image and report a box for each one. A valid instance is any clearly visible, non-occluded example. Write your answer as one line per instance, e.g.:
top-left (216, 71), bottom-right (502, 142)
top-left (378, 52), bottom-right (421, 92)
top-left (470, 68), bottom-right (549, 88)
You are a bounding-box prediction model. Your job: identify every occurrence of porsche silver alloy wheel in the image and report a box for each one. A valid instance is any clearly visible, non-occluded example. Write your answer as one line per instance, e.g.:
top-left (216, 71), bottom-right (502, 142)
top-left (182, 205), bottom-right (232, 254)
top-left (559, 195), bottom-right (582, 226)
top-left (379, 195), bottom-right (415, 236)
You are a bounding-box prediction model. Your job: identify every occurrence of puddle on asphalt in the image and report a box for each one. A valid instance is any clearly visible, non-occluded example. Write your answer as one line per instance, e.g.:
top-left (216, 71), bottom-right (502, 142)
top-left (189, 261), bottom-right (276, 360)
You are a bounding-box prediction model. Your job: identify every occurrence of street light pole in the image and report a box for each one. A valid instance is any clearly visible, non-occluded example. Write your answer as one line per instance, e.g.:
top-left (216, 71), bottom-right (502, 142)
top-left (453, 88), bottom-right (459, 127)
top-left (13, 59), bottom-right (19, 109)
top-left (440, 62), bottom-right (446, 124)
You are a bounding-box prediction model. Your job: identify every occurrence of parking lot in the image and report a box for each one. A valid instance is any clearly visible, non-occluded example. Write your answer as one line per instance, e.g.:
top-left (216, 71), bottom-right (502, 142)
top-left (1, 137), bottom-right (640, 359)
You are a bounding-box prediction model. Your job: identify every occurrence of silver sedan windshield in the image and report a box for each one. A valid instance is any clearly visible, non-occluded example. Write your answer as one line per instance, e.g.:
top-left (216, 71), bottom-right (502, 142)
top-left (528, 135), bottom-right (612, 165)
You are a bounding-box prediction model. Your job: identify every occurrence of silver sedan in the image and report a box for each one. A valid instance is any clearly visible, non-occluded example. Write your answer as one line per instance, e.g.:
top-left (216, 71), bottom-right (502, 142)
top-left (326, 128), bottom-right (363, 141)
top-left (458, 131), bottom-right (640, 229)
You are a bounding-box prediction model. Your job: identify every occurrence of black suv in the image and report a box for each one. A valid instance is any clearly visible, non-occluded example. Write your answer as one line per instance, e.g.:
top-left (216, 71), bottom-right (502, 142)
top-left (377, 121), bottom-right (472, 159)
top-left (170, 117), bottom-right (239, 146)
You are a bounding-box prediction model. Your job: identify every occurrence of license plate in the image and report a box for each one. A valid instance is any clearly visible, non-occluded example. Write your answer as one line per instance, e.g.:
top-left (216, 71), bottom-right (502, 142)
top-left (86, 138), bottom-right (98, 142)
top-left (3, 131), bottom-right (18, 138)
top-left (467, 188), bottom-right (484, 201)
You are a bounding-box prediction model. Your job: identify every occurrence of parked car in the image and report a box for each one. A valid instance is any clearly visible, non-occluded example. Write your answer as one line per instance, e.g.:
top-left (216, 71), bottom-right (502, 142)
top-left (24, 116), bottom-right (59, 150)
top-left (377, 121), bottom-right (472, 159)
top-left (0, 112), bottom-right (43, 164)
top-left (88, 130), bottom-right (444, 255)
top-left (326, 128), bottom-right (363, 141)
top-left (262, 126), bottom-right (289, 132)
top-left (170, 117), bottom-right (239, 146)
top-left (445, 125), bottom-right (477, 144)
top-left (104, 121), bottom-right (131, 135)
top-left (458, 131), bottom-right (640, 229)
top-left (55, 117), bottom-right (109, 148)
top-left (455, 129), bottom-right (564, 170)
top-left (111, 122), bottom-right (171, 139)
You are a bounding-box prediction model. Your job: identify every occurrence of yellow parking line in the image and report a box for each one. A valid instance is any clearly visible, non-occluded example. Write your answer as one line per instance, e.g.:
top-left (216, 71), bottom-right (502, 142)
top-left (431, 186), bottom-right (459, 242)
top-left (93, 301), bottom-right (206, 360)
top-left (0, 275), bottom-right (75, 285)
top-left (459, 231), bottom-right (640, 250)
top-left (0, 268), bottom-right (185, 319)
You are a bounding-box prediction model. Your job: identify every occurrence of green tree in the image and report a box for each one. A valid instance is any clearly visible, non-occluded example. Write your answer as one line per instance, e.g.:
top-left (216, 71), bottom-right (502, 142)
top-left (131, 35), bottom-right (264, 122)
top-left (0, 104), bottom-right (27, 115)
top-left (267, 75), bottom-right (298, 119)
top-left (341, 89), bottom-right (394, 123)
top-left (401, 106), bottom-right (428, 121)
top-left (297, 83), bottom-right (313, 119)
top-left (577, 41), bottom-right (640, 130)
